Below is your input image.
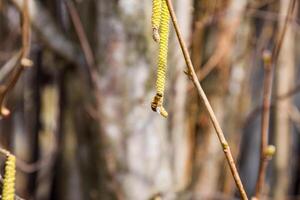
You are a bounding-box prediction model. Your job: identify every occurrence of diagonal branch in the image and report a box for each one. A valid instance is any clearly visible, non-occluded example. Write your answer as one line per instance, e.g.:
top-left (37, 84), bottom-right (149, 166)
top-left (0, 51), bottom-right (22, 82)
top-left (165, 0), bottom-right (248, 199)
top-left (64, 0), bottom-right (99, 87)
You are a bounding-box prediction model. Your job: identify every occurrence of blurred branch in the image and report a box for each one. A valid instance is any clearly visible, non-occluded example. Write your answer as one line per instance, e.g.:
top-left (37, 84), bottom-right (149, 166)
top-left (0, 139), bottom-right (56, 174)
top-left (244, 81), bottom-right (300, 128)
top-left (65, 1), bottom-right (123, 198)
top-left (0, 0), bottom-right (32, 117)
top-left (15, 149), bottom-right (57, 174)
top-left (165, 0), bottom-right (248, 199)
top-left (21, 0), bottom-right (31, 60)
top-left (10, 0), bottom-right (83, 66)
top-left (277, 83), bottom-right (300, 100)
top-left (64, 0), bottom-right (99, 87)
top-left (254, 51), bottom-right (274, 198)
top-left (273, 0), bottom-right (297, 197)
top-left (288, 105), bottom-right (300, 127)
top-left (0, 0), bottom-right (86, 117)
top-left (254, 0), bottom-right (296, 198)
top-left (0, 51), bottom-right (22, 82)
top-left (271, 0), bottom-right (297, 63)
top-left (188, 3), bottom-right (300, 86)
top-left (196, 1), bottom-right (246, 82)
top-left (65, 0), bottom-right (95, 70)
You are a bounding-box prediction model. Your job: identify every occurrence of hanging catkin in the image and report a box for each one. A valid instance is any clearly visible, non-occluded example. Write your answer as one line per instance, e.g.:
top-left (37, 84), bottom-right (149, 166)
top-left (151, 0), bottom-right (170, 118)
top-left (2, 153), bottom-right (16, 200)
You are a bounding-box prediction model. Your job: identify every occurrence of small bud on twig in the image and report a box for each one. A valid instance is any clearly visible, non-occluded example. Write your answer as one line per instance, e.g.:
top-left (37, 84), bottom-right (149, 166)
top-left (265, 145), bottom-right (276, 158)
top-left (1, 107), bottom-right (10, 117)
top-left (21, 58), bottom-right (33, 68)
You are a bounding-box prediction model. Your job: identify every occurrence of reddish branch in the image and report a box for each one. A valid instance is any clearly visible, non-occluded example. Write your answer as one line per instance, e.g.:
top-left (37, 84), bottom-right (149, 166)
top-left (254, 0), bottom-right (296, 198)
top-left (254, 51), bottom-right (274, 198)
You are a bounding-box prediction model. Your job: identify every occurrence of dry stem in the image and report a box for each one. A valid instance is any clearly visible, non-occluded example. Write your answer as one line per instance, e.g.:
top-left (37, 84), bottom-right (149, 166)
top-left (165, 0), bottom-right (248, 199)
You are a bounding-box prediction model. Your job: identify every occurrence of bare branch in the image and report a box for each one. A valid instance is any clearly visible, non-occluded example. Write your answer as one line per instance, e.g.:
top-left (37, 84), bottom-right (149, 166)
top-left (165, 0), bottom-right (248, 199)
top-left (0, 51), bottom-right (22, 82)
top-left (254, 51), bottom-right (274, 198)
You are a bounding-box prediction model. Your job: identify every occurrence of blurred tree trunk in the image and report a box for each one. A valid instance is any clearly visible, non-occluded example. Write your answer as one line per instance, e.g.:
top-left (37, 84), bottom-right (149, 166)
top-left (273, 0), bottom-right (295, 198)
top-left (95, 0), bottom-right (192, 199)
top-left (169, 0), bottom-right (192, 192)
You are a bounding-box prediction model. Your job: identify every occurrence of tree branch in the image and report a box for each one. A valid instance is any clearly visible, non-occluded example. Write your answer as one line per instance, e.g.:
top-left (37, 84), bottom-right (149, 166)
top-left (165, 0), bottom-right (248, 199)
top-left (254, 51), bottom-right (274, 199)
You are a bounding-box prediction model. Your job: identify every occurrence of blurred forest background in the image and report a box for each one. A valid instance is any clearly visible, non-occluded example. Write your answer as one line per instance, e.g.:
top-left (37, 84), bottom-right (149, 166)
top-left (0, 0), bottom-right (300, 199)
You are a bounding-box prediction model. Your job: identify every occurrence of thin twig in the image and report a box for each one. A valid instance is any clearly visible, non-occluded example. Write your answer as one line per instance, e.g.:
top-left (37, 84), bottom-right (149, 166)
top-left (0, 51), bottom-right (22, 82)
top-left (244, 81), bottom-right (300, 129)
top-left (64, 0), bottom-right (100, 89)
top-left (277, 83), bottom-right (300, 100)
top-left (165, 0), bottom-right (248, 199)
top-left (189, 4), bottom-right (300, 84)
top-left (271, 0), bottom-right (296, 63)
top-left (196, 4), bottom-right (243, 81)
top-left (21, 0), bottom-right (31, 59)
top-left (254, 0), bottom-right (296, 198)
top-left (254, 51), bottom-right (273, 198)
top-left (65, 1), bottom-right (123, 198)
top-left (64, 0), bottom-right (96, 73)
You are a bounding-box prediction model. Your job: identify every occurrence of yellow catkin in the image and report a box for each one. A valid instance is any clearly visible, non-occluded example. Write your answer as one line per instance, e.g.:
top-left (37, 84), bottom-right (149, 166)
top-left (151, 0), bottom-right (162, 42)
top-left (2, 153), bottom-right (16, 200)
top-left (151, 0), bottom-right (170, 118)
